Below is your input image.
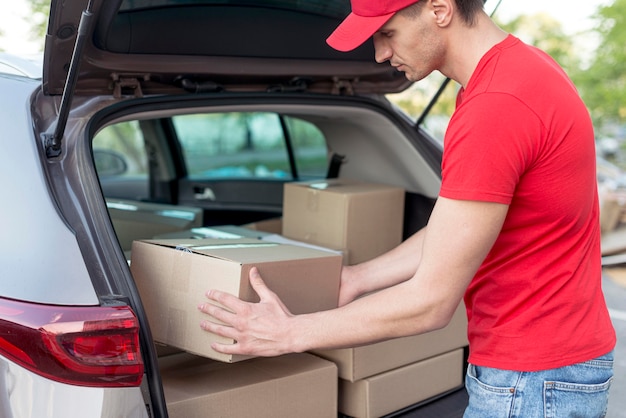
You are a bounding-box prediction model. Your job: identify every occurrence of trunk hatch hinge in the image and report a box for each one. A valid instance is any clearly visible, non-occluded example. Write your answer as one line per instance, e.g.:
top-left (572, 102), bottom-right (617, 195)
top-left (331, 77), bottom-right (356, 96)
top-left (267, 77), bottom-right (311, 93)
top-left (111, 73), bottom-right (149, 99)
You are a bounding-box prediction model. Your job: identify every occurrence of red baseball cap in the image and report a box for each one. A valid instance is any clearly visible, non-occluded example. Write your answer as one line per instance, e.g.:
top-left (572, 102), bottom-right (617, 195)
top-left (327, 0), bottom-right (420, 52)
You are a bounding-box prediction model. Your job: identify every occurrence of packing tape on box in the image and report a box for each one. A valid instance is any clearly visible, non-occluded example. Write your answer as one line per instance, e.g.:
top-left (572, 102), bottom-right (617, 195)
top-left (175, 245), bottom-right (194, 254)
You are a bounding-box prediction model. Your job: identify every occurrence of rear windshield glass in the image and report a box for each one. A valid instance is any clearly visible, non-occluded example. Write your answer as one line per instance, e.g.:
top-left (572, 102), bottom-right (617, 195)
top-left (119, 0), bottom-right (351, 17)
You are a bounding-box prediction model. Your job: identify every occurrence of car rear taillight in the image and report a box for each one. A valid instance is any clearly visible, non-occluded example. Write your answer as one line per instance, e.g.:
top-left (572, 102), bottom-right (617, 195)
top-left (0, 297), bottom-right (144, 387)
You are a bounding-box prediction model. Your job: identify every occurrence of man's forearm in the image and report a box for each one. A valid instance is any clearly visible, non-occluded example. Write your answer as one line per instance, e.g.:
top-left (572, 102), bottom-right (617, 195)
top-left (343, 228), bottom-right (427, 299)
top-left (201, 198), bottom-right (508, 358)
top-left (290, 273), bottom-right (450, 352)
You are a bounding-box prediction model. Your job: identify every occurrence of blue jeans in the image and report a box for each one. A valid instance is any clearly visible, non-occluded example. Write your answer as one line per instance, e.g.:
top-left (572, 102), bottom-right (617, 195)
top-left (464, 351), bottom-right (614, 418)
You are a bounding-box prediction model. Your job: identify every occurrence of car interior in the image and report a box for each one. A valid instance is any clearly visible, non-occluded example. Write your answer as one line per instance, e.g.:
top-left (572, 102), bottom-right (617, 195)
top-left (94, 98), bottom-right (441, 256)
top-left (90, 94), bottom-right (465, 416)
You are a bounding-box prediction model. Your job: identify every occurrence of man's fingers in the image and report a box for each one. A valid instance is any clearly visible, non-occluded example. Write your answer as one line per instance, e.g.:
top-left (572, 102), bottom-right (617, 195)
top-left (248, 267), bottom-right (292, 313)
top-left (198, 300), bottom-right (237, 326)
top-left (199, 320), bottom-right (249, 355)
top-left (204, 287), bottom-right (247, 314)
top-left (248, 266), bottom-right (270, 297)
top-left (210, 341), bottom-right (242, 355)
top-left (200, 319), bottom-right (238, 340)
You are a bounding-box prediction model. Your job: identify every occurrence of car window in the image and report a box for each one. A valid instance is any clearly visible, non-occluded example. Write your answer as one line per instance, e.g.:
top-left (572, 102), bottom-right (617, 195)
top-left (388, 71), bottom-right (460, 146)
top-left (93, 120), bottom-right (150, 199)
top-left (171, 112), bottom-right (328, 180)
top-left (94, 120), bottom-right (148, 176)
top-left (417, 76), bottom-right (460, 145)
top-left (284, 115), bottom-right (330, 178)
top-left (93, 111), bottom-right (329, 202)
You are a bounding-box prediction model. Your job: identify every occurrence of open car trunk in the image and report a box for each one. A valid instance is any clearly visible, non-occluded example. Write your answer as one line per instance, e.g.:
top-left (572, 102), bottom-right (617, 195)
top-left (87, 91), bottom-right (467, 417)
top-left (38, 0), bottom-right (469, 416)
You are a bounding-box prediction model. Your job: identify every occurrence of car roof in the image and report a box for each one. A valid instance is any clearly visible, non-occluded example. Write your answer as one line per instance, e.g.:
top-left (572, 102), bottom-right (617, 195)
top-left (44, 0), bottom-right (411, 97)
top-left (0, 53), bottom-right (42, 79)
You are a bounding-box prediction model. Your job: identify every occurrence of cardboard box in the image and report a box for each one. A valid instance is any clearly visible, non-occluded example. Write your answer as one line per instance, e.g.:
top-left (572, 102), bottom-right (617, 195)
top-left (154, 224), bottom-right (348, 263)
top-left (282, 179), bottom-right (405, 265)
top-left (131, 238), bottom-right (342, 362)
top-left (243, 217), bottom-right (283, 234)
top-left (261, 233), bottom-right (347, 263)
top-left (107, 199), bottom-right (203, 252)
top-left (153, 224), bottom-right (273, 240)
top-left (338, 349), bottom-right (465, 418)
top-left (160, 352), bottom-right (338, 418)
top-left (311, 303), bottom-right (468, 382)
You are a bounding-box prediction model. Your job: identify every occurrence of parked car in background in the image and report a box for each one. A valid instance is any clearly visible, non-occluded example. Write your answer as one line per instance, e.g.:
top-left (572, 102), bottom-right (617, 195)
top-left (0, 0), bottom-right (478, 417)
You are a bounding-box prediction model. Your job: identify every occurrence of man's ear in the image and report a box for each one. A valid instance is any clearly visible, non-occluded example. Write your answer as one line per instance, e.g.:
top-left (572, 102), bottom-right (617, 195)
top-left (430, 0), bottom-right (453, 27)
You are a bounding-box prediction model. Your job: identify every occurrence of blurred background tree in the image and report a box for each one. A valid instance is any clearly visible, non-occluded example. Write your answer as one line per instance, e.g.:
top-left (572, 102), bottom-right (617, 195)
top-left (497, 13), bottom-right (580, 73)
top-left (26, 0), bottom-right (50, 43)
top-left (571, 0), bottom-right (626, 130)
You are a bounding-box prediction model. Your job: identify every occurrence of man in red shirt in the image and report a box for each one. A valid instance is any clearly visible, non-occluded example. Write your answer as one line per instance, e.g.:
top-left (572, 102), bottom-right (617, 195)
top-left (199, 0), bottom-right (616, 415)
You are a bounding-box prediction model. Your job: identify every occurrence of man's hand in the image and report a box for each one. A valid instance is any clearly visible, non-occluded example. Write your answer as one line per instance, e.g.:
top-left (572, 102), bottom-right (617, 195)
top-left (198, 267), bottom-right (297, 357)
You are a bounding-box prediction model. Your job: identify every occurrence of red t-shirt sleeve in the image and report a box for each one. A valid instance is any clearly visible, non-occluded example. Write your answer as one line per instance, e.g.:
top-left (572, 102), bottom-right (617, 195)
top-left (440, 92), bottom-right (543, 205)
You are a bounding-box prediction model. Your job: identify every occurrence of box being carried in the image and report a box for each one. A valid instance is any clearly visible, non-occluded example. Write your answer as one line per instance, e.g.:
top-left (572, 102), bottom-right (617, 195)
top-left (131, 238), bottom-right (342, 362)
top-left (282, 179), bottom-right (405, 265)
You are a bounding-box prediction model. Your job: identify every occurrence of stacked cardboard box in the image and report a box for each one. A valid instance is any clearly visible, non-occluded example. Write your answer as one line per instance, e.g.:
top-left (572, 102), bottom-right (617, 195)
top-left (243, 217), bottom-right (282, 234)
top-left (129, 178), bottom-right (467, 416)
top-left (338, 349), bottom-right (465, 418)
top-left (160, 352), bottom-right (338, 418)
top-left (311, 303), bottom-right (468, 382)
top-left (107, 199), bottom-right (203, 252)
top-left (282, 179), bottom-right (405, 265)
top-left (312, 304), bottom-right (468, 416)
top-left (130, 238), bottom-right (342, 362)
top-left (280, 179), bottom-right (467, 414)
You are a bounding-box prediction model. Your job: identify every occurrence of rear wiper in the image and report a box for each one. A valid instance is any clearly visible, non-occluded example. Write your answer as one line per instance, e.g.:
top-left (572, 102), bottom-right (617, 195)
top-left (44, 0), bottom-right (95, 158)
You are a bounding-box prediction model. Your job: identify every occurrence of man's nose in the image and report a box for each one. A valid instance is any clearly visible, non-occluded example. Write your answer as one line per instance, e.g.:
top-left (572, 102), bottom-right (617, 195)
top-left (373, 36), bottom-right (391, 63)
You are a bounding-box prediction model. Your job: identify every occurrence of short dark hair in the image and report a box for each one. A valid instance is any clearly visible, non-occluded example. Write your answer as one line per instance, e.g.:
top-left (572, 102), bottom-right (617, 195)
top-left (455, 0), bottom-right (485, 26)
top-left (400, 0), bottom-right (484, 26)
